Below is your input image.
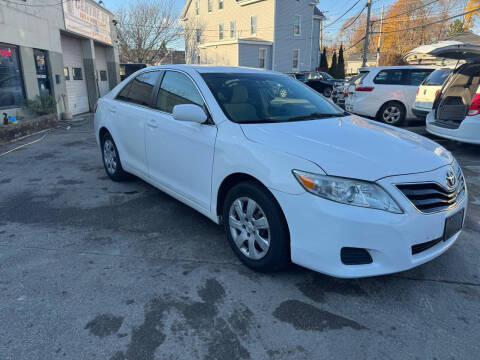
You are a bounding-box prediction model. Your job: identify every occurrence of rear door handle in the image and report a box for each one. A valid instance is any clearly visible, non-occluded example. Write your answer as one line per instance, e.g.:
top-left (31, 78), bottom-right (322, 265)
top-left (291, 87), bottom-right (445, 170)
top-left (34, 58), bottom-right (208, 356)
top-left (147, 119), bottom-right (158, 128)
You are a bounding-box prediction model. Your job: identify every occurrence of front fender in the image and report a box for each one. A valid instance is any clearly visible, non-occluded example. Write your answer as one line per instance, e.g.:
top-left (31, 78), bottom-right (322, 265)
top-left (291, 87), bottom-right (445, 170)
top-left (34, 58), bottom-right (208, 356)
top-left (211, 121), bottom-right (324, 215)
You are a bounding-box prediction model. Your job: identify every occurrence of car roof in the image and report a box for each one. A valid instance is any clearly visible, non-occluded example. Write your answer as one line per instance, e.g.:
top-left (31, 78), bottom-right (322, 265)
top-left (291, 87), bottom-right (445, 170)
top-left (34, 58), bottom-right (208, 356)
top-left (361, 65), bottom-right (437, 70)
top-left (140, 64), bottom-right (277, 74)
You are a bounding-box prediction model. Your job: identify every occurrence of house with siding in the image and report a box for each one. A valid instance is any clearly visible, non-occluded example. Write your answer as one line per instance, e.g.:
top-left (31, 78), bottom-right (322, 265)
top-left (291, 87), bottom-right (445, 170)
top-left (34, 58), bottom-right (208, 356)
top-left (180, 0), bottom-right (324, 73)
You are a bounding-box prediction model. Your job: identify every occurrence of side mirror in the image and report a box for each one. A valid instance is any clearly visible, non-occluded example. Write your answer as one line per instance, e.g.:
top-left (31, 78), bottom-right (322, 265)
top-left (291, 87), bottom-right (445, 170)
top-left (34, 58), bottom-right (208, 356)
top-left (172, 104), bottom-right (207, 124)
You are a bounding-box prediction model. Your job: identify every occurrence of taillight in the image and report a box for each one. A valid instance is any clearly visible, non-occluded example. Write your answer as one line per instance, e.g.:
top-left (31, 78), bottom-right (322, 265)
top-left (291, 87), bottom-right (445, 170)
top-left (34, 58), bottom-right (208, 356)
top-left (434, 90), bottom-right (440, 99)
top-left (343, 88), bottom-right (348, 97)
top-left (467, 94), bottom-right (480, 116)
top-left (416, 87), bottom-right (419, 96)
top-left (355, 86), bottom-right (374, 92)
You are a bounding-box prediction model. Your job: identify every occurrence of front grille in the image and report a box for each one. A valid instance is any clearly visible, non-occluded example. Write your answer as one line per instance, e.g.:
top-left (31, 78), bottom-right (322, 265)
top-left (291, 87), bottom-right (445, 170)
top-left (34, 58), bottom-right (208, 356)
top-left (411, 237), bottom-right (443, 255)
top-left (396, 169), bottom-right (465, 214)
top-left (340, 247), bottom-right (373, 265)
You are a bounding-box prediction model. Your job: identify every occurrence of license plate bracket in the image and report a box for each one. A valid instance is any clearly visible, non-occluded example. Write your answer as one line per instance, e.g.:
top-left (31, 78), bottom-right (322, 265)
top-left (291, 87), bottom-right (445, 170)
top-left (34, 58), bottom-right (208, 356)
top-left (444, 209), bottom-right (464, 241)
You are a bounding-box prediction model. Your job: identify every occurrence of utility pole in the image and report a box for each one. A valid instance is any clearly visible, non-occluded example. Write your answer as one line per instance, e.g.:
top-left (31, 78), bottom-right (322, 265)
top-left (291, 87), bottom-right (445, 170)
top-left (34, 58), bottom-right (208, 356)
top-left (376, 4), bottom-right (384, 66)
top-left (361, 0), bottom-right (372, 68)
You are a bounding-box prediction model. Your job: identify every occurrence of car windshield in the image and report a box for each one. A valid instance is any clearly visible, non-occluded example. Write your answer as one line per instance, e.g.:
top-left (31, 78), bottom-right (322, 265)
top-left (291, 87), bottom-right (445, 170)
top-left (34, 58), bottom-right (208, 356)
top-left (422, 68), bottom-right (453, 86)
top-left (295, 73), bottom-right (309, 82)
top-left (201, 72), bottom-right (346, 124)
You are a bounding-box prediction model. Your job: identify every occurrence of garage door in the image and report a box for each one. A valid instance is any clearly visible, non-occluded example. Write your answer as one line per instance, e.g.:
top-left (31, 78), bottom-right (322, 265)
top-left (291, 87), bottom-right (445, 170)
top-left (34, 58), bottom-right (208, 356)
top-left (95, 44), bottom-right (109, 97)
top-left (61, 35), bottom-right (90, 115)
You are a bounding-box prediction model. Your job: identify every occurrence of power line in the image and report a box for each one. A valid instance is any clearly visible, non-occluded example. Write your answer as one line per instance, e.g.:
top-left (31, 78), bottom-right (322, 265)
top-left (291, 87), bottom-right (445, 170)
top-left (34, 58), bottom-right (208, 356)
top-left (371, 0), bottom-right (441, 22)
top-left (344, 36), bottom-right (366, 52)
top-left (323, 0), bottom-right (363, 30)
top-left (372, 6), bottom-right (480, 34)
top-left (341, 7), bottom-right (366, 31)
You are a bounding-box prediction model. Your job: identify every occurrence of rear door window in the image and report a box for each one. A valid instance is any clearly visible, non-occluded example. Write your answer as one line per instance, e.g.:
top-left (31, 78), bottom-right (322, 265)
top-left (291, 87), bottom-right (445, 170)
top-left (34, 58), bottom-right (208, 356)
top-left (409, 69), bottom-right (434, 86)
top-left (116, 71), bottom-right (161, 106)
top-left (373, 69), bottom-right (408, 85)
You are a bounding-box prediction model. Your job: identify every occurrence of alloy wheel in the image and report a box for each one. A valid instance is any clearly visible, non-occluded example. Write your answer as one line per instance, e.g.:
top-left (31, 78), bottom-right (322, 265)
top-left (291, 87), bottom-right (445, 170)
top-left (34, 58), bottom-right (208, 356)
top-left (382, 106), bottom-right (401, 124)
top-left (228, 197), bottom-right (271, 260)
top-left (103, 139), bottom-right (118, 175)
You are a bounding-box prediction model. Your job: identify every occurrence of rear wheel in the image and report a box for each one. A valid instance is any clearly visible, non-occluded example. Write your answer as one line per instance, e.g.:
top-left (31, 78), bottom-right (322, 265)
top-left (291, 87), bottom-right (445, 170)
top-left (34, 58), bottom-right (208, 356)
top-left (101, 133), bottom-right (129, 181)
top-left (378, 101), bottom-right (405, 126)
top-left (222, 181), bottom-right (290, 272)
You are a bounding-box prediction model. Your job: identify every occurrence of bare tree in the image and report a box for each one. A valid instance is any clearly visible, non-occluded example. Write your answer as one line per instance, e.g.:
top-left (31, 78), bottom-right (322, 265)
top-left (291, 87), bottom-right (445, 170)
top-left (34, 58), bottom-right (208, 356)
top-left (183, 17), bottom-right (206, 64)
top-left (115, 0), bottom-right (182, 64)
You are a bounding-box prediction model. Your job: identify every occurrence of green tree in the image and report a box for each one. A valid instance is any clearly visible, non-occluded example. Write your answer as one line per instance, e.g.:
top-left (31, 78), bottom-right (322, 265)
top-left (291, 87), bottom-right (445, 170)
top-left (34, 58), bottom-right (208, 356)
top-left (329, 51), bottom-right (337, 77)
top-left (320, 47), bottom-right (328, 70)
top-left (337, 45), bottom-right (345, 79)
top-left (446, 19), bottom-right (465, 37)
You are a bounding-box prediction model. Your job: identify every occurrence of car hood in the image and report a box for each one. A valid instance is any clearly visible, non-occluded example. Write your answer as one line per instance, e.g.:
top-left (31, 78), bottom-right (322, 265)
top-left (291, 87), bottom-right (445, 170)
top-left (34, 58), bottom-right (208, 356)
top-left (240, 115), bottom-right (453, 181)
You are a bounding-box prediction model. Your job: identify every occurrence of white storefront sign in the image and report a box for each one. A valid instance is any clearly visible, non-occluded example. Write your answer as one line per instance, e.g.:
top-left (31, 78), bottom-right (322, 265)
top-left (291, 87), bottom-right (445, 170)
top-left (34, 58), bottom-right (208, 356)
top-left (63, 0), bottom-right (112, 45)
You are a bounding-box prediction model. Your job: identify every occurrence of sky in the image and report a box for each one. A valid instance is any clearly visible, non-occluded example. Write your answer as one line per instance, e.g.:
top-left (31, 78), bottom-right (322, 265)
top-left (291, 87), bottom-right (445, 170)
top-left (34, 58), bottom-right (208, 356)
top-left (101, 0), bottom-right (467, 50)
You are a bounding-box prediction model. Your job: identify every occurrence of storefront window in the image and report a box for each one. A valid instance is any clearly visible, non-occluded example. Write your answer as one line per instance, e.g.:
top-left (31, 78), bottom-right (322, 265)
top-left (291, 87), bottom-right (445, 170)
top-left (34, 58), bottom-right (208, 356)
top-left (33, 49), bottom-right (51, 95)
top-left (0, 43), bottom-right (25, 109)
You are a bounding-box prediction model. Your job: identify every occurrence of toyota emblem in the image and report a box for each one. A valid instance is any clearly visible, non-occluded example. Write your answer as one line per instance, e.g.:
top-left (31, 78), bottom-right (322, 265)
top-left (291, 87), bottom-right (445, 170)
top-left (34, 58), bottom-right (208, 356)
top-left (446, 168), bottom-right (456, 188)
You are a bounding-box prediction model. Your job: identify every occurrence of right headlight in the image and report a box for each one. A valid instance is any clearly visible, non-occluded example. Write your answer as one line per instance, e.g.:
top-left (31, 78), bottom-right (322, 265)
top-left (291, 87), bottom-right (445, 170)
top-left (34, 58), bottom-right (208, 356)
top-left (293, 170), bottom-right (403, 214)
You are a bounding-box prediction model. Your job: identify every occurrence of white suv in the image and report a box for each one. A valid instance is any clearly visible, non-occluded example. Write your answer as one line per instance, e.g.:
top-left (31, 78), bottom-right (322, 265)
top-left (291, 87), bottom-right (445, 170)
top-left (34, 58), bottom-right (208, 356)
top-left (412, 67), bottom-right (454, 119)
top-left (345, 65), bottom-right (436, 125)
top-left (407, 41), bottom-right (480, 144)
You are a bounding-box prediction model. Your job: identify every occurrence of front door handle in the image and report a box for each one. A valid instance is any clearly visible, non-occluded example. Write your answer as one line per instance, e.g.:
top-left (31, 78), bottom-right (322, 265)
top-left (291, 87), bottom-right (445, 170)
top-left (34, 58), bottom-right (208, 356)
top-left (147, 119), bottom-right (158, 128)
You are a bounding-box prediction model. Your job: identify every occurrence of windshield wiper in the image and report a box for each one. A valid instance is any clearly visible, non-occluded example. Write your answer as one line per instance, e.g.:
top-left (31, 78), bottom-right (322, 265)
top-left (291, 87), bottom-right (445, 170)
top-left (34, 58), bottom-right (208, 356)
top-left (287, 112), bottom-right (346, 122)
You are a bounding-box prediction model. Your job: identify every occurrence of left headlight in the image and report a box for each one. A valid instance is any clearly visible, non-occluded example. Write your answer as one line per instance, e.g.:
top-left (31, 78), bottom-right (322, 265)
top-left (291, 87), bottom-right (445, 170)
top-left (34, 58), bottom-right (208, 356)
top-left (293, 170), bottom-right (403, 214)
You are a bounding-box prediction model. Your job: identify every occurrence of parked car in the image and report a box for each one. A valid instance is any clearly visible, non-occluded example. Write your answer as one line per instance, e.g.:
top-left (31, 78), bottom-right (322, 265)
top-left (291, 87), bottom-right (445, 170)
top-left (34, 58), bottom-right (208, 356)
top-left (412, 67), bottom-right (454, 119)
top-left (289, 72), bottom-right (309, 83)
top-left (407, 41), bottom-right (480, 144)
top-left (345, 65), bottom-right (436, 125)
top-left (95, 65), bottom-right (466, 278)
top-left (332, 69), bottom-right (370, 108)
top-left (305, 71), bottom-right (343, 98)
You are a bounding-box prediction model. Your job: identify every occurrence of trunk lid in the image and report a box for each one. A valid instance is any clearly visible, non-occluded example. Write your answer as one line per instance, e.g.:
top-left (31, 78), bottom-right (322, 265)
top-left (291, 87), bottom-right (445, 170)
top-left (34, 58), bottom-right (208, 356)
top-left (405, 41), bottom-right (480, 61)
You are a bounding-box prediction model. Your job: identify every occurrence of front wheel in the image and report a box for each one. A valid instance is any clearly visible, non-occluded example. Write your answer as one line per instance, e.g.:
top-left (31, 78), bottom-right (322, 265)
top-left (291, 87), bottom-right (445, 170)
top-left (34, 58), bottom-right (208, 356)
top-left (101, 133), bottom-right (129, 181)
top-left (222, 181), bottom-right (290, 272)
top-left (378, 102), bottom-right (405, 126)
top-left (323, 87), bottom-right (333, 98)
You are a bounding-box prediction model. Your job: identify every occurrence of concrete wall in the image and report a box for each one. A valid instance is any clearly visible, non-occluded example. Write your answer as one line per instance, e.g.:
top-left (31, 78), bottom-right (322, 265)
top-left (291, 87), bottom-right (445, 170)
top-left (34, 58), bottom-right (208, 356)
top-left (48, 51), bottom-right (68, 114)
top-left (0, 0), bottom-right (120, 116)
top-left (19, 47), bottom-right (40, 101)
top-left (273, 1), bottom-right (320, 73)
top-left (82, 39), bottom-right (98, 112)
top-left (0, 0), bottom-right (65, 53)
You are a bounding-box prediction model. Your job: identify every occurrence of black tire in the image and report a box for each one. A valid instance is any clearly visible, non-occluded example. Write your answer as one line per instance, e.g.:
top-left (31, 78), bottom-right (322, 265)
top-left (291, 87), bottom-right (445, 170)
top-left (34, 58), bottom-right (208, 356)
top-left (222, 181), bottom-right (290, 272)
top-left (323, 87), bottom-right (333, 98)
top-left (101, 132), bottom-right (130, 181)
top-left (377, 101), bottom-right (406, 126)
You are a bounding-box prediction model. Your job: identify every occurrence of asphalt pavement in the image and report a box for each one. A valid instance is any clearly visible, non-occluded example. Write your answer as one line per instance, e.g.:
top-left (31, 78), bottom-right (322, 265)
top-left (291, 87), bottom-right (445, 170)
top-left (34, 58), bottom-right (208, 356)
top-left (0, 114), bottom-right (479, 360)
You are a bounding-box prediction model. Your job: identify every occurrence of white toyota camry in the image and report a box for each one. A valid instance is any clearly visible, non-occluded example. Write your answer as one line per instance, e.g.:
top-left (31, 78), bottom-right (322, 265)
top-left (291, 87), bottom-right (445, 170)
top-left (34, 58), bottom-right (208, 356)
top-left (94, 65), bottom-right (467, 278)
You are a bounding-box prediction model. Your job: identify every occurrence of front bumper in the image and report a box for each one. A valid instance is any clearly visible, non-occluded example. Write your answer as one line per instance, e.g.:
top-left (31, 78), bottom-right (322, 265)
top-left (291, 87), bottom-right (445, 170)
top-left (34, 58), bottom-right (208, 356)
top-left (426, 113), bottom-right (480, 144)
top-left (271, 166), bottom-right (467, 278)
